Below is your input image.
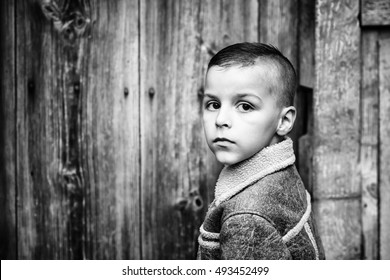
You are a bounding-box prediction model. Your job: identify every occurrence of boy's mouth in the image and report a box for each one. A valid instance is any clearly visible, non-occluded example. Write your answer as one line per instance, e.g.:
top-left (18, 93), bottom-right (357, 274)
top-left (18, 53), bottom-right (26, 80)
top-left (213, 137), bottom-right (235, 144)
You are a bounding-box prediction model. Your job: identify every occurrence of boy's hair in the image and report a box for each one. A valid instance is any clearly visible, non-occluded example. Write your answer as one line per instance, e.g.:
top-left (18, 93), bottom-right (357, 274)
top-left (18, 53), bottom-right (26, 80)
top-left (207, 42), bottom-right (297, 107)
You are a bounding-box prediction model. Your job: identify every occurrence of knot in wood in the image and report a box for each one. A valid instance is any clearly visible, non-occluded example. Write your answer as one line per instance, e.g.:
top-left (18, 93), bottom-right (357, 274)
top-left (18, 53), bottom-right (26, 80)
top-left (148, 87), bottom-right (156, 98)
top-left (174, 198), bottom-right (189, 211)
top-left (74, 81), bottom-right (80, 93)
top-left (124, 87), bottom-right (129, 97)
top-left (189, 189), bottom-right (204, 211)
top-left (60, 166), bottom-right (82, 194)
top-left (28, 80), bottom-right (35, 90)
top-left (192, 195), bottom-right (203, 211)
top-left (40, 0), bottom-right (90, 43)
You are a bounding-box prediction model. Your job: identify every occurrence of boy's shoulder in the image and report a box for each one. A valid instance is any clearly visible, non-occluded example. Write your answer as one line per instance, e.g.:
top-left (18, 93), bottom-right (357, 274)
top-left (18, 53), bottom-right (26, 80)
top-left (220, 165), bottom-right (307, 229)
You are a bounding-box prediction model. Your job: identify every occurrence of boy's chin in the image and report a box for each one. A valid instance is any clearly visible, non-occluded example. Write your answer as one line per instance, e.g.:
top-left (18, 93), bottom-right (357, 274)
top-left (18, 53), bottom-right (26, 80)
top-left (214, 152), bottom-right (247, 166)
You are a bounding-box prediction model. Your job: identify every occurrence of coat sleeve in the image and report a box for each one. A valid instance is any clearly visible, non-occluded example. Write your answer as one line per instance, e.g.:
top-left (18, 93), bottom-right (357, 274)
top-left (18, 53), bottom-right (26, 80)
top-left (220, 213), bottom-right (291, 260)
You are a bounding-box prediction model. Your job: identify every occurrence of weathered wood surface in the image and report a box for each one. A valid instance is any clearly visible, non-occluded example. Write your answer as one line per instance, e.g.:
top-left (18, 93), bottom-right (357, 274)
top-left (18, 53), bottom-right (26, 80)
top-left (379, 32), bottom-right (390, 260)
top-left (314, 0), bottom-right (361, 259)
top-left (314, 199), bottom-right (361, 259)
top-left (85, 0), bottom-right (141, 260)
top-left (361, 0), bottom-right (390, 26)
top-left (140, 0), bottom-right (258, 260)
top-left (259, 0), bottom-right (298, 68)
top-left (4, 0), bottom-right (390, 261)
top-left (299, 0), bottom-right (315, 88)
top-left (0, 0), bottom-right (17, 260)
top-left (361, 30), bottom-right (379, 260)
top-left (297, 0), bottom-right (315, 189)
top-left (14, 0), bottom-right (141, 259)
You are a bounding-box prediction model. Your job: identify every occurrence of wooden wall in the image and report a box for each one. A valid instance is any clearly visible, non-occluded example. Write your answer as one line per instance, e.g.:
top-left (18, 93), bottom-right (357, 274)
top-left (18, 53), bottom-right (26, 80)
top-left (360, 0), bottom-right (390, 260)
top-left (312, 0), bottom-right (390, 260)
top-left (0, 0), bottom-right (389, 260)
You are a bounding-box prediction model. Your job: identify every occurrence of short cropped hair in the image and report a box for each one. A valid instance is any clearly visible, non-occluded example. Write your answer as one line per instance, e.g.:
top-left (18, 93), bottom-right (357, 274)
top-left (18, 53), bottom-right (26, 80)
top-left (207, 42), bottom-right (297, 107)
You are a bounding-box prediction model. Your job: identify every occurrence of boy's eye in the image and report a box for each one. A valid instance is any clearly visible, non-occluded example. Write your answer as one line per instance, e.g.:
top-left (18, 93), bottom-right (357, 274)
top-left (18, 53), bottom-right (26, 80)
top-left (206, 101), bottom-right (220, 111)
top-left (237, 102), bottom-right (254, 112)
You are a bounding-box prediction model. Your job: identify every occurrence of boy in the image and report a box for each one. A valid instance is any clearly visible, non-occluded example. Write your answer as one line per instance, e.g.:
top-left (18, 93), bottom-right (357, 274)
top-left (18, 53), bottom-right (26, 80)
top-left (197, 42), bottom-right (325, 260)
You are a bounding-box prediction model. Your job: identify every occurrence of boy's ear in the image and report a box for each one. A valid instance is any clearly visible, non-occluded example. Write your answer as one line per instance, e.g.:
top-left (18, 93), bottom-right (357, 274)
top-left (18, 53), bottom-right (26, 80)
top-left (276, 106), bottom-right (296, 136)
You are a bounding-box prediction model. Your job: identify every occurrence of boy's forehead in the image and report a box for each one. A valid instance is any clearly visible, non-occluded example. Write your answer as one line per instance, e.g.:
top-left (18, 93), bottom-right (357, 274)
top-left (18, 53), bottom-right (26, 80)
top-left (205, 62), bottom-right (279, 89)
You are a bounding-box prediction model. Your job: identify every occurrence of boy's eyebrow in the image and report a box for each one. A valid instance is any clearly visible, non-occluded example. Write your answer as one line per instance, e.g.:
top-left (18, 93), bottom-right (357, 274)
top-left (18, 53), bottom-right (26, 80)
top-left (235, 93), bottom-right (263, 101)
top-left (203, 93), bottom-right (217, 98)
top-left (203, 92), bottom-right (263, 102)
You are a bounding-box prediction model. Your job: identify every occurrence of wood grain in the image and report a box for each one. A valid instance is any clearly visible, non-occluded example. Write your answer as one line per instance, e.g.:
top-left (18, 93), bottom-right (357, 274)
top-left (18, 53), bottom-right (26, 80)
top-left (361, 30), bottom-right (379, 260)
top-left (5, 0), bottom-right (390, 260)
top-left (299, 0), bottom-right (315, 88)
top-left (14, 0), bottom-right (140, 259)
top-left (313, 0), bottom-right (361, 259)
top-left (0, 0), bottom-right (17, 259)
top-left (314, 199), bottom-right (361, 259)
top-left (140, 0), bottom-right (207, 260)
top-left (379, 32), bottom-right (390, 260)
top-left (361, 0), bottom-right (390, 26)
top-left (83, 0), bottom-right (141, 260)
top-left (259, 0), bottom-right (298, 67)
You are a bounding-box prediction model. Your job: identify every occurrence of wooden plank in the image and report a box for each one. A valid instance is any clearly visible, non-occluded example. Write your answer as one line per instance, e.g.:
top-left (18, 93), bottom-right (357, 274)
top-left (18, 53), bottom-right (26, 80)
top-left (361, 0), bottom-right (390, 26)
top-left (313, 0), bottom-right (361, 259)
top-left (15, 0), bottom-right (38, 259)
top-left (16, 0), bottom-right (140, 259)
top-left (299, 0), bottom-right (315, 88)
top-left (140, 0), bottom-right (258, 259)
top-left (361, 30), bottom-right (379, 260)
top-left (259, 0), bottom-right (298, 67)
top-left (0, 0), bottom-right (17, 260)
top-left (379, 32), bottom-right (390, 260)
top-left (314, 199), bottom-right (361, 259)
top-left (83, 0), bottom-right (141, 260)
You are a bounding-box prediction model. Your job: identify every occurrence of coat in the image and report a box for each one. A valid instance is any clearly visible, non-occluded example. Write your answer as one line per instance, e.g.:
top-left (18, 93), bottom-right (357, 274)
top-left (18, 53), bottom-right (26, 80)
top-left (197, 137), bottom-right (325, 260)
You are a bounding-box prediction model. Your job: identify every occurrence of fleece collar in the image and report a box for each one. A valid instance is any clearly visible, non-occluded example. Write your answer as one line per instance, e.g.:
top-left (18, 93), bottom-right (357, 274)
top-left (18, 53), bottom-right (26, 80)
top-left (214, 137), bottom-right (295, 206)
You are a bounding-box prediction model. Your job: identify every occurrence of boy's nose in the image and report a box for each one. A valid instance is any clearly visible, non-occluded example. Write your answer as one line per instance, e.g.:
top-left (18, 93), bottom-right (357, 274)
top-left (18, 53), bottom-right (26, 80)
top-left (215, 107), bottom-right (232, 128)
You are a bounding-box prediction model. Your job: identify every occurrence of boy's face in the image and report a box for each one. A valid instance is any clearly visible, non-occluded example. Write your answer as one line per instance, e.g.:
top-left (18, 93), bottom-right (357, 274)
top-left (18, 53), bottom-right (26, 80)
top-left (203, 64), bottom-right (282, 166)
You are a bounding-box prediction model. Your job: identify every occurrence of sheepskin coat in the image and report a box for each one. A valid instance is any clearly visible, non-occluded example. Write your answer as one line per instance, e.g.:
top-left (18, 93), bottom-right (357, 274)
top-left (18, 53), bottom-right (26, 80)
top-left (197, 137), bottom-right (325, 260)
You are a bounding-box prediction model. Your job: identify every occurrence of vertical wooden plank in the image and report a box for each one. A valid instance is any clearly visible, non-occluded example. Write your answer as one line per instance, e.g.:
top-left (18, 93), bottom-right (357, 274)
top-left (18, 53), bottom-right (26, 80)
top-left (16, 0), bottom-right (40, 259)
top-left (379, 32), bottom-right (390, 260)
top-left (140, 0), bottom-right (204, 259)
top-left (140, 0), bottom-right (258, 259)
top-left (259, 0), bottom-right (298, 67)
top-left (15, 0), bottom-right (140, 259)
top-left (81, 0), bottom-right (141, 260)
top-left (361, 30), bottom-right (379, 260)
top-left (297, 0), bottom-right (315, 190)
top-left (361, 0), bottom-right (390, 26)
top-left (16, 0), bottom-right (92, 259)
top-left (299, 0), bottom-right (315, 88)
top-left (313, 0), bottom-right (361, 259)
top-left (0, 0), bottom-right (17, 259)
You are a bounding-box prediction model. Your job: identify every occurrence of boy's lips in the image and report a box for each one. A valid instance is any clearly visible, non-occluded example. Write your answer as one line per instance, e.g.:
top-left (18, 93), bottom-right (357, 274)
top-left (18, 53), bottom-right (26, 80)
top-left (213, 137), bottom-right (235, 144)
